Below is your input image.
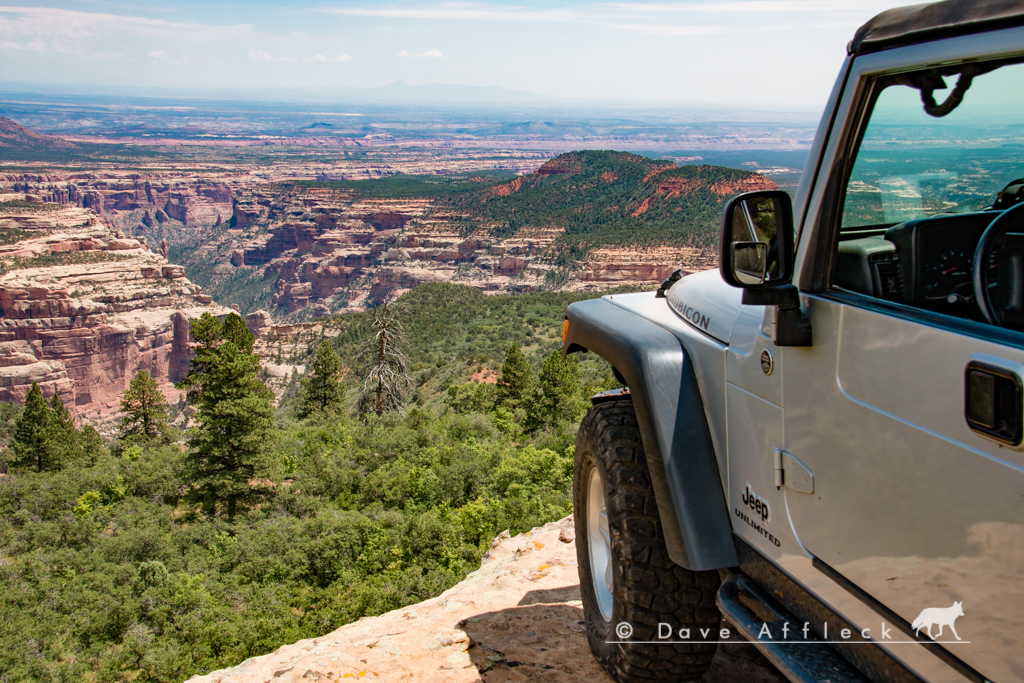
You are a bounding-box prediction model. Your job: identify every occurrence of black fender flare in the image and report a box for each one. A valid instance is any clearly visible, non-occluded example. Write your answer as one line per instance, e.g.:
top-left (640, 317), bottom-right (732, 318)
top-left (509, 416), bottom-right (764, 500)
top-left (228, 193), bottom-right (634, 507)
top-left (564, 297), bottom-right (737, 571)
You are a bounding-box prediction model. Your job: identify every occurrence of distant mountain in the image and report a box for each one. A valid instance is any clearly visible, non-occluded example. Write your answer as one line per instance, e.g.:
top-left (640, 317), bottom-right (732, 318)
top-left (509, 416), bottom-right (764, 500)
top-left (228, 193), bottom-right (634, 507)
top-left (0, 116), bottom-right (78, 150)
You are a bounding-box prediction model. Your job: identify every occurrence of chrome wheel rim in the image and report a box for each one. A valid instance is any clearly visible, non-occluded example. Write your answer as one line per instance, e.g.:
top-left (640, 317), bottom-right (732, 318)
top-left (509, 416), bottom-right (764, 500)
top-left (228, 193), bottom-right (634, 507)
top-left (587, 466), bottom-right (613, 622)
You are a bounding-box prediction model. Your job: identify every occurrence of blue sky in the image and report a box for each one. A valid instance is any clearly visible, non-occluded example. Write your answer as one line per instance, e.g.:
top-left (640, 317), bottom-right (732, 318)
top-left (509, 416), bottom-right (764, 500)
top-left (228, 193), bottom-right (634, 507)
top-left (0, 1), bottom-right (898, 107)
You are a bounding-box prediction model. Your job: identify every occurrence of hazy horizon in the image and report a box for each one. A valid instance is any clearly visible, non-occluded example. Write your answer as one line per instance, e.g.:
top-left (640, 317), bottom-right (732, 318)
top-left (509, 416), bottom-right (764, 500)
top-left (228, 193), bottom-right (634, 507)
top-left (0, 1), bottom-right (899, 109)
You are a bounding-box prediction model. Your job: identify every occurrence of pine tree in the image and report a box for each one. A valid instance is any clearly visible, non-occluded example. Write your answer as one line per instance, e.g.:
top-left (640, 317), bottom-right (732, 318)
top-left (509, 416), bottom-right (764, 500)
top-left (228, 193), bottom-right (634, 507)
top-left (12, 382), bottom-right (52, 472)
top-left (48, 393), bottom-right (80, 469)
top-left (357, 299), bottom-right (411, 417)
top-left (299, 340), bottom-right (345, 418)
top-left (497, 343), bottom-right (534, 408)
top-left (79, 425), bottom-right (108, 465)
top-left (529, 350), bottom-right (585, 430)
top-left (119, 369), bottom-right (174, 445)
top-left (176, 312), bottom-right (276, 520)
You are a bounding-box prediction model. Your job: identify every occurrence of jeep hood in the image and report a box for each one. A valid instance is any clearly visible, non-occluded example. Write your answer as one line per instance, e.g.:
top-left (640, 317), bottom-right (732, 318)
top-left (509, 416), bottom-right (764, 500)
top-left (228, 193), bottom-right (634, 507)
top-left (665, 268), bottom-right (744, 344)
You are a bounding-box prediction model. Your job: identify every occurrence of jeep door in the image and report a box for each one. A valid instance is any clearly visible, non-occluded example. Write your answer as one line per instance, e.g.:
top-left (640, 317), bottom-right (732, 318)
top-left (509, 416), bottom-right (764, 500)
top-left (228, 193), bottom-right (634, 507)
top-left (781, 35), bottom-right (1024, 682)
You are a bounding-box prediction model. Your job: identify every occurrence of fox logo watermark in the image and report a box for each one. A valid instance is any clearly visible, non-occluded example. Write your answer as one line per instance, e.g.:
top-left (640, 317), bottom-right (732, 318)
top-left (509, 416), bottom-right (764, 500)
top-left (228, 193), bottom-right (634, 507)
top-left (912, 601), bottom-right (964, 641)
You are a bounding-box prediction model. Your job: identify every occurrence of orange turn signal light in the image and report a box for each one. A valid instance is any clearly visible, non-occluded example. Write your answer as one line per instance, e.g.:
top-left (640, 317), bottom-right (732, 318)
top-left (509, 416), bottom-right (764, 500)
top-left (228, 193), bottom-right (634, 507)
top-left (562, 318), bottom-right (569, 344)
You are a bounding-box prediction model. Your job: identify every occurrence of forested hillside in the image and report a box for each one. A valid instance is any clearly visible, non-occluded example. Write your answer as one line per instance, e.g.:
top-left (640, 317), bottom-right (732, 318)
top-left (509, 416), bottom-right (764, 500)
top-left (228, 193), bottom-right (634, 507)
top-left (0, 283), bottom-right (636, 682)
top-left (459, 150), bottom-right (775, 254)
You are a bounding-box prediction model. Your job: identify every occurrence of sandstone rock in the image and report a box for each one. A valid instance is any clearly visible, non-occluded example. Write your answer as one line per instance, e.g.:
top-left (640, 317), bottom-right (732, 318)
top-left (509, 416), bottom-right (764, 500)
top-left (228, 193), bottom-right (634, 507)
top-left (105, 238), bottom-right (139, 250)
top-left (263, 363), bottom-right (302, 378)
top-left (232, 201), bottom-right (261, 229)
top-left (0, 204), bottom-right (230, 429)
top-left (163, 198), bottom-right (188, 223)
top-left (243, 309), bottom-right (273, 337)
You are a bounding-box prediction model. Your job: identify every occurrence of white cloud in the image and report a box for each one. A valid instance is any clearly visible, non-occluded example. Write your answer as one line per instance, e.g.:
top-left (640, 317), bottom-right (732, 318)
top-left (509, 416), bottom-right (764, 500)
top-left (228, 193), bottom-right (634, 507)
top-left (333, 53), bottom-right (352, 62)
top-left (0, 5), bottom-right (255, 64)
top-left (148, 49), bottom-right (167, 59)
top-left (322, 2), bottom-right (886, 37)
top-left (249, 48), bottom-right (303, 63)
top-left (605, 1), bottom-right (892, 14)
top-left (325, 6), bottom-right (574, 22)
top-left (616, 23), bottom-right (725, 36)
top-left (398, 48), bottom-right (443, 58)
top-left (305, 53), bottom-right (327, 62)
top-left (1, 39), bottom-right (21, 49)
top-left (0, 6), bottom-right (254, 42)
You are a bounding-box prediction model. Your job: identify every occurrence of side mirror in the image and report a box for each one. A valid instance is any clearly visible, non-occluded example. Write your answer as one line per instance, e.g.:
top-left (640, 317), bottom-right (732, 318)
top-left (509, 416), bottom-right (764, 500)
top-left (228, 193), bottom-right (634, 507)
top-left (720, 190), bottom-right (811, 346)
top-left (720, 190), bottom-right (795, 289)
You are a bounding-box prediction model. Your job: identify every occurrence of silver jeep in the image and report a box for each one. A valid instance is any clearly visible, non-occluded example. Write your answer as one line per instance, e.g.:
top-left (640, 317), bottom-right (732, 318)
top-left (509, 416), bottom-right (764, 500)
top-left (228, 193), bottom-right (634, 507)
top-left (564, 1), bottom-right (1024, 681)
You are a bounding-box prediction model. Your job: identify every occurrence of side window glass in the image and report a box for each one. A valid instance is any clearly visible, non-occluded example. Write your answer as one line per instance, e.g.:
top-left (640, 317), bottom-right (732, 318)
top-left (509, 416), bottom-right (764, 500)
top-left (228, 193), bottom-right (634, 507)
top-left (832, 60), bottom-right (1024, 334)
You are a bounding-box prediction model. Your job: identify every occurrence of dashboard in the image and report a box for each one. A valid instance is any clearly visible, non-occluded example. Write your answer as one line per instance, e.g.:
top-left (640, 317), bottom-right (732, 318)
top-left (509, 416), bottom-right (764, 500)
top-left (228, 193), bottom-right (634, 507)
top-left (833, 211), bottom-right (1000, 320)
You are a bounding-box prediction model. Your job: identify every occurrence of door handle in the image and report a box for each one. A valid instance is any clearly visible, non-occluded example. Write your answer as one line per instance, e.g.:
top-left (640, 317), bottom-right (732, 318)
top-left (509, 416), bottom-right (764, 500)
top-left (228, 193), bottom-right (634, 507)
top-left (965, 360), bottom-right (1023, 446)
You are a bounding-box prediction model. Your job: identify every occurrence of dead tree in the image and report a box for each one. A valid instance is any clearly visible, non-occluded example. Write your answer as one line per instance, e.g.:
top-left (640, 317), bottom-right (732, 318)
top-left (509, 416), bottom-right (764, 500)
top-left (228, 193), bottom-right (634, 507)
top-left (357, 298), bottom-right (412, 417)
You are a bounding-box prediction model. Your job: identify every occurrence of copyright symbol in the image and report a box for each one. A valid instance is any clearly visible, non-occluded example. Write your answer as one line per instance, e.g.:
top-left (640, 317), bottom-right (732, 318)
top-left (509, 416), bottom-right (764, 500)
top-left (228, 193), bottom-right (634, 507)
top-left (615, 622), bottom-right (633, 640)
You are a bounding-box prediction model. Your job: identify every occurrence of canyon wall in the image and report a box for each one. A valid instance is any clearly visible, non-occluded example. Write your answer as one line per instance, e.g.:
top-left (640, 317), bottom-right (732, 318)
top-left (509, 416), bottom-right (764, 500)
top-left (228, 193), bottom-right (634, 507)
top-left (2, 154), bottom-right (777, 322)
top-left (0, 198), bottom-right (230, 427)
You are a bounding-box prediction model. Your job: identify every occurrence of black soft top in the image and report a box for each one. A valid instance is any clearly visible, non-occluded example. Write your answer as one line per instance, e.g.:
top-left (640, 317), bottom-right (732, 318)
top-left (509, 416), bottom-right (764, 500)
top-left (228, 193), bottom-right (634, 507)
top-left (851, 0), bottom-right (1024, 55)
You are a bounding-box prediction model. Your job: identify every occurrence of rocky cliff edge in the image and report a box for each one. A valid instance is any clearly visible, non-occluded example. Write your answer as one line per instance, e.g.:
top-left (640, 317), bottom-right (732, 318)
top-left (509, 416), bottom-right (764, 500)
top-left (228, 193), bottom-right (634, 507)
top-left (187, 516), bottom-right (784, 683)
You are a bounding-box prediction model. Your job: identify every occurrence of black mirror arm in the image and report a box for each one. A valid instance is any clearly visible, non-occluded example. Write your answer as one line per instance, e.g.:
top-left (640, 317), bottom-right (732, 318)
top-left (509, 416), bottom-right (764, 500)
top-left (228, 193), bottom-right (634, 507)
top-left (742, 284), bottom-right (812, 347)
top-left (742, 284), bottom-right (799, 307)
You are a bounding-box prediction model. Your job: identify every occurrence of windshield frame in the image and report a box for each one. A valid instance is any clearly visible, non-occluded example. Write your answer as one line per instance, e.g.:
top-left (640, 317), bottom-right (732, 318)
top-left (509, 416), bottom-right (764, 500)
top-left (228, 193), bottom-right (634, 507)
top-left (837, 54), bottom-right (1024, 233)
top-left (797, 26), bottom-right (1024, 295)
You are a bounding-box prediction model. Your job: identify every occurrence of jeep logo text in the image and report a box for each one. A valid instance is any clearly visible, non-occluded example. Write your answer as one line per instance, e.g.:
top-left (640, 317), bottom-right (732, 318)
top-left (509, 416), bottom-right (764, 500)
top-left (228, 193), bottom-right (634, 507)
top-left (741, 484), bottom-right (770, 523)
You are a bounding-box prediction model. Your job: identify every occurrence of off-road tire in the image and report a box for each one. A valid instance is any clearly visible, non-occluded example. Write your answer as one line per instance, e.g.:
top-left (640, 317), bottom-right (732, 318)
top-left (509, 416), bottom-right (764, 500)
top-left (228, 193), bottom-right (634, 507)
top-left (574, 397), bottom-right (722, 682)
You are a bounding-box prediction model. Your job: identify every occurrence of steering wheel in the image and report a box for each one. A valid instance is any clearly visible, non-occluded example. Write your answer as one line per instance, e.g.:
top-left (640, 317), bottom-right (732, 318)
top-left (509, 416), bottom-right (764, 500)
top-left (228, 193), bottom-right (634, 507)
top-left (973, 201), bottom-right (1024, 328)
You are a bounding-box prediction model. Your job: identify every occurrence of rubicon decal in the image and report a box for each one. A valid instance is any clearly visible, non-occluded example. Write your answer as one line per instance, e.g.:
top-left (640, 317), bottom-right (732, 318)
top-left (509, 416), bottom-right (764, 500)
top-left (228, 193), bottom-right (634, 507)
top-left (674, 301), bottom-right (711, 331)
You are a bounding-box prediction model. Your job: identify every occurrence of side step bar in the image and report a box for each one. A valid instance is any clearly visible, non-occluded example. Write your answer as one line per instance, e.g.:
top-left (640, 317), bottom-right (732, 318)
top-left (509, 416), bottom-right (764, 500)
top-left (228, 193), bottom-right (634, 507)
top-left (717, 573), bottom-right (871, 683)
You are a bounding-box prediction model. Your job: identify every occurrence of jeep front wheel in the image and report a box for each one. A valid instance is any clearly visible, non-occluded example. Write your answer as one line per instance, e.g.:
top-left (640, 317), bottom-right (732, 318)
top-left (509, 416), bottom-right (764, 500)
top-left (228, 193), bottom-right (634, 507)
top-left (574, 397), bottom-right (721, 682)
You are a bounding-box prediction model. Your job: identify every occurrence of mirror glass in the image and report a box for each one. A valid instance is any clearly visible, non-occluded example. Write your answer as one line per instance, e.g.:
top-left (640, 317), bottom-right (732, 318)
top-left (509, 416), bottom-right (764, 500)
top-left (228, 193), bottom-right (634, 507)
top-left (730, 196), bottom-right (781, 283)
top-left (732, 241), bottom-right (768, 285)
